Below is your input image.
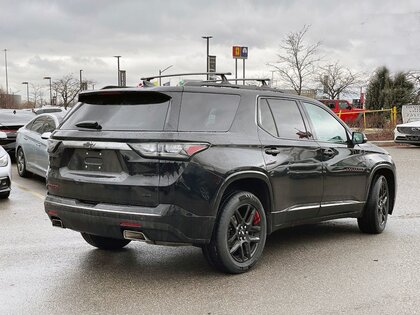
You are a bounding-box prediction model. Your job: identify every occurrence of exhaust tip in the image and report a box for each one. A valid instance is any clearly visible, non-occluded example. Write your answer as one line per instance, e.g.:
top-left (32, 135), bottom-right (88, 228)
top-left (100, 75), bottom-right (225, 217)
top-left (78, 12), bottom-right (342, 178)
top-left (123, 230), bottom-right (149, 242)
top-left (51, 219), bottom-right (64, 228)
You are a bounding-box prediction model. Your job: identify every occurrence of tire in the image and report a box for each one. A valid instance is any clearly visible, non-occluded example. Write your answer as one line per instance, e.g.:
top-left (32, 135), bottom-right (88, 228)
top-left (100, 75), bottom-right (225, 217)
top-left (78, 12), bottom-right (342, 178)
top-left (16, 148), bottom-right (29, 178)
top-left (0, 191), bottom-right (10, 199)
top-left (81, 233), bottom-right (131, 250)
top-left (358, 175), bottom-right (390, 234)
top-left (202, 191), bottom-right (267, 274)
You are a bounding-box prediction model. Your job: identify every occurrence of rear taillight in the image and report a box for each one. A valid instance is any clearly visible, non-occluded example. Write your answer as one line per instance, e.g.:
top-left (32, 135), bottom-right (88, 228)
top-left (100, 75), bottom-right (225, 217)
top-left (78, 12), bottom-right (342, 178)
top-left (47, 139), bottom-right (61, 153)
top-left (129, 143), bottom-right (209, 160)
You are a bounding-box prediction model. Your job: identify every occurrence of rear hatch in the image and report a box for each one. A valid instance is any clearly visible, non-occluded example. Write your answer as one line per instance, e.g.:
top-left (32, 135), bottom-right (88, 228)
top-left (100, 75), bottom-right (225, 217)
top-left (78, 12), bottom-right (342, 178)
top-left (0, 110), bottom-right (35, 142)
top-left (48, 90), bottom-right (177, 207)
top-left (48, 89), bottom-right (240, 208)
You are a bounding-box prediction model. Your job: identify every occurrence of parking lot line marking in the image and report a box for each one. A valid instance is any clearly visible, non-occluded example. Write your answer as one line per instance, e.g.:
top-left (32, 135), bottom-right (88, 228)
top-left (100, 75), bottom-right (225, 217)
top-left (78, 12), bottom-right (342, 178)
top-left (13, 182), bottom-right (45, 200)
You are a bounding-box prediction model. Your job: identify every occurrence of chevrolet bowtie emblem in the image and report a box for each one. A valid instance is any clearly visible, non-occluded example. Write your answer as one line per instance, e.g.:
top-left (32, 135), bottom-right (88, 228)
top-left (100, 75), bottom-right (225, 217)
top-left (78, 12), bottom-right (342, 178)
top-left (83, 142), bottom-right (96, 149)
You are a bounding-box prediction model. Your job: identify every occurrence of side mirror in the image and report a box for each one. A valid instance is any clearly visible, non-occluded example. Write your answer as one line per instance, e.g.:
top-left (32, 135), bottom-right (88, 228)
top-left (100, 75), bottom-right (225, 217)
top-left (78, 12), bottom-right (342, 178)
top-left (352, 132), bottom-right (367, 145)
top-left (0, 132), bottom-right (7, 139)
top-left (41, 132), bottom-right (52, 140)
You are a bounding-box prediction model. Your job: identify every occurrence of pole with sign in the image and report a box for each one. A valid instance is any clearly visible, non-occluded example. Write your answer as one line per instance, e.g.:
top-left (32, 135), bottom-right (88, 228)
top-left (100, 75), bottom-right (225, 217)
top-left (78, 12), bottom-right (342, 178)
top-left (232, 46), bottom-right (248, 85)
top-left (119, 70), bottom-right (126, 87)
top-left (208, 55), bottom-right (216, 80)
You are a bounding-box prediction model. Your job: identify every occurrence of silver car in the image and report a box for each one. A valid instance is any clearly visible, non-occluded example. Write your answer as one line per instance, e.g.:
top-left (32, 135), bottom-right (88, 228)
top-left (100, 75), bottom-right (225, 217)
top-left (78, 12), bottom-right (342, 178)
top-left (0, 134), bottom-right (12, 199)
top-left (15, 113), bottom-right (65, 178)
top-left (394, 120), bottom-right (420, 146)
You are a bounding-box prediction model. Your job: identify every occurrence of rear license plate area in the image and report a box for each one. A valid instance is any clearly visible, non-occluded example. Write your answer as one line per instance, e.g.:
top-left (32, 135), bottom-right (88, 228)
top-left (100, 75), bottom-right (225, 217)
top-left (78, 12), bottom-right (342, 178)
top-left (67, 149), bottom-right (123, 172)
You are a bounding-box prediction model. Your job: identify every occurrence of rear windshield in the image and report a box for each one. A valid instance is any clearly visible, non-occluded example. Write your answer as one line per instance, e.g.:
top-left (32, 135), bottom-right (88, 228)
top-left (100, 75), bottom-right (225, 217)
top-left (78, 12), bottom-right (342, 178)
top-left (60, 92), bottom-right (170, 131)
top-left (178, 93), bottom-right (240, 132)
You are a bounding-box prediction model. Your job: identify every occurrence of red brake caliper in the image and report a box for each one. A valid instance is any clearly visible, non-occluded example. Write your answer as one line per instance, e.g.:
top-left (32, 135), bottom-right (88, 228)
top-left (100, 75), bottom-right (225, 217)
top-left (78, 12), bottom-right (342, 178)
top-left (253, 210), bottom-right (261, 225)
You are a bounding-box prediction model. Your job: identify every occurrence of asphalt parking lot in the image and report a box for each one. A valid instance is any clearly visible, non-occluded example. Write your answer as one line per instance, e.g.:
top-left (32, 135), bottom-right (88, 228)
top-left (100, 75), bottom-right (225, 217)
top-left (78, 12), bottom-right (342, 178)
top-left (1, 146), bottom-right (419, 314)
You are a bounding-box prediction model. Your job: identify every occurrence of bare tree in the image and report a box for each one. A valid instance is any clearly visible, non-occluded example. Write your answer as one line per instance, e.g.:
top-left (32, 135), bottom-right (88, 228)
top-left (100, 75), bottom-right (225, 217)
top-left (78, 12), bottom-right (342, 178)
top-left (408, 71), bottom-right (420, 103)
top-left (319, 62), bottom-right (361, 99)
top-left (30, 83), bottom-right (45, 107)
top-left (52, 74), bottom-right (82, 109)
top-left (271, 25), bottom-right (321, 95)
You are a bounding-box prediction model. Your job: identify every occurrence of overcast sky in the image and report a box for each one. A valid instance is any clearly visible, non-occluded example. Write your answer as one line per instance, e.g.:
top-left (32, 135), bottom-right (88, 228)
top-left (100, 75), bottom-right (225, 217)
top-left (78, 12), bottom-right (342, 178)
top-left (1, 0), bottom-right (420, 98)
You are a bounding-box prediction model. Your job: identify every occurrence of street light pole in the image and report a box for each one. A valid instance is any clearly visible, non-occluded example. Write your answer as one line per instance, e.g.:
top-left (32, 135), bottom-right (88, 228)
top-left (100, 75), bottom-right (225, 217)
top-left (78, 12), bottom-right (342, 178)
top-left (114, 55), bottom-right (121, 86)
top-left (79, 69), bottom-right (83, 90)
top-left (43, 76), bottom-right (52, 105)
top-left (4, 49), bottom-right (8, 94)
top-left (201, 36), bottom-right (212, 80)
top-left (22, 82), bottom-right (29, 104)
top-left (159, 65), bottom-right (173, 86)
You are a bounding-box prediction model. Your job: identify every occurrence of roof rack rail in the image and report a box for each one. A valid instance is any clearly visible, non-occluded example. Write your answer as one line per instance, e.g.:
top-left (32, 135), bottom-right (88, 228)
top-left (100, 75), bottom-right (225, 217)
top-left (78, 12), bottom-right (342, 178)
top-left (141, 72), bottom-right (232, 83)
top-left (184, 80), bottom-right (283, 93)
top-left (210, 78), bottom-right (271, 87)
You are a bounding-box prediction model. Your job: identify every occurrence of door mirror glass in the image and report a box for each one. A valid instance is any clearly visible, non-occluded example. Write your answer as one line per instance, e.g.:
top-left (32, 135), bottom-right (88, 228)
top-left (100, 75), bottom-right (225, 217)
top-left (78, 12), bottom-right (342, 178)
top-left (352, 132), bottom-right (366, 144)
top-left (41, 132), bottom-right (52, 140)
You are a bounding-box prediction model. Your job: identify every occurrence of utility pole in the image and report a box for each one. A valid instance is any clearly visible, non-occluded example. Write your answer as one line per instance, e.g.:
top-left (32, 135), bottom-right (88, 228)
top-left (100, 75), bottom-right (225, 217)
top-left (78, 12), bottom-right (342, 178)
top-left (22, 82), bottom-right (29, 104)
top-left (114, 55), bottom-right (121, 86)
top-left (43, 76), bottom-right (52, 105)
top-left (201, 36), bottom-right (212, 80)
top-left (159, 65), bottom-right (173, 86)
top-left (4, 49), bottom-right (8, 94)
top-left (79, 69), bottom-right (83, 90)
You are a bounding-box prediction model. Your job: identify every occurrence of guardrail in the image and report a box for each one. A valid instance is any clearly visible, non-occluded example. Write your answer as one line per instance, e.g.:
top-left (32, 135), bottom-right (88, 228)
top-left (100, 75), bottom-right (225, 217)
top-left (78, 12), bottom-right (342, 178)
top-left (337, 107), bottom-right (398, 129)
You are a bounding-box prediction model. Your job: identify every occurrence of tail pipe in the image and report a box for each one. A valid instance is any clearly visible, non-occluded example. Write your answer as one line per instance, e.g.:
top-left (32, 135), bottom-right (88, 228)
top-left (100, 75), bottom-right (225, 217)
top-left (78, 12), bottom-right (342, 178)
top-left (123, 230), bottom-right (150, 242)
top-left (51, 218), bottom-right (64, 228)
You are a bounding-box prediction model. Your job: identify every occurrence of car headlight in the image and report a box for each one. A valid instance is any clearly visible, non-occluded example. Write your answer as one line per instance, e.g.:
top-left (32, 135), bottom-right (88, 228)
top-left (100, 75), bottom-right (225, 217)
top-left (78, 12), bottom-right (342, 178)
top-left (0, 154), bottom-right (8, 167)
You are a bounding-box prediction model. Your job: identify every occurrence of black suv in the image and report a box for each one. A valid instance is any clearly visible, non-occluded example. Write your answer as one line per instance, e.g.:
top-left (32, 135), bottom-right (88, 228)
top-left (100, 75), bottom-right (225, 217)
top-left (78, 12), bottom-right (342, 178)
top-left (44, 74), bottom-right (396, 274)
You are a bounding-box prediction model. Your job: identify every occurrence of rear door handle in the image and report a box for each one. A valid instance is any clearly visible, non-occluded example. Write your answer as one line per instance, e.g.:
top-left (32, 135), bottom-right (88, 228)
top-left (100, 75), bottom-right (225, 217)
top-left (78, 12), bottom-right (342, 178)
top-left (265, 148), bottom-right (281, 156)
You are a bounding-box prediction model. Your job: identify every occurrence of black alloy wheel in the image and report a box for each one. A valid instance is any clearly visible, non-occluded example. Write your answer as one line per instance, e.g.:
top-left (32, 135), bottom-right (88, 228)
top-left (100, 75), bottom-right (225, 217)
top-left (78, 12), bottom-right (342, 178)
top-left (358, 175), bottom-right (389, 234)
top-left (202, 191), bottom-right (267, 274)
top-left (16, 148), bottom-right (29, 177)
top-left (227, 204), bottom-right (263, 263)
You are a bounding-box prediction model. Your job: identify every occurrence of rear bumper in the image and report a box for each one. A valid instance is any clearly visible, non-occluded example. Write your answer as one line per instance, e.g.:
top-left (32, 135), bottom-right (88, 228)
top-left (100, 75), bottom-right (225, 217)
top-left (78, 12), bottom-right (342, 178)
top-left (394, 133), bottom-right (420, 145)
top-left (0, 176), bottom-right (11, 193)
top-left (44, 194), bottom-right (215, 245)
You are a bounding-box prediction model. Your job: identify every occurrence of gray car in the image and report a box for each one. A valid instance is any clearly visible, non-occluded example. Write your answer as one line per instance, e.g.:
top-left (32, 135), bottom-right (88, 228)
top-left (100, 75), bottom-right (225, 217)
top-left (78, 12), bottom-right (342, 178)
top-left (15, 113), bottom-right (65, 178)
top-left (0, 134), bottom-right (12, 199)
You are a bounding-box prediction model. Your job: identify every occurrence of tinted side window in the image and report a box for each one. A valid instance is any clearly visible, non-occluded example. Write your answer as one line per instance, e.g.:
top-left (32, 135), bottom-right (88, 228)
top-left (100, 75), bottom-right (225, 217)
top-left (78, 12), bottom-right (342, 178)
top-left (266, 98), bottom-right (307, 140)
top-left (326, 102), bottom-right (336, 109)
top-left (258, 99), bottom-right (278, 136)
top-left (303, 102), bottom-right (348, 144)
top-left (178, 93), bottom-right (240, 132)
top-left (338, 101), bottom-right (350, 110)
top-left (29, 117), bottom-right (46, 134)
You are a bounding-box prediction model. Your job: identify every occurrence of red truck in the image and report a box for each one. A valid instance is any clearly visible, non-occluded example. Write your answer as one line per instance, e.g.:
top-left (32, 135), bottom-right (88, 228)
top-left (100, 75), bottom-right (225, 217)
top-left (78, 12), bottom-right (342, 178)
top-left (319, 99), bottom-right (364, 123)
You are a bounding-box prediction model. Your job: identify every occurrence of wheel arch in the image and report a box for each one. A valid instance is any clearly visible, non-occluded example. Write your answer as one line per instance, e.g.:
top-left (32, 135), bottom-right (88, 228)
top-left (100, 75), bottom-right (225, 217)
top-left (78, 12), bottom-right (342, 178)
top-left (367, 164), bottom-right (396, 214)
top-left (212, 171), bottom-right (274, 234)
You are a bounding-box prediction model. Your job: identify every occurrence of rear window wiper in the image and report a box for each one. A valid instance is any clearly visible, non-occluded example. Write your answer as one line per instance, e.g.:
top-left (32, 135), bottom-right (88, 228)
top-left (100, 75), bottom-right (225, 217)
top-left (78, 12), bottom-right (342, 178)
top-left (75, 121), bottom-right (102, 130)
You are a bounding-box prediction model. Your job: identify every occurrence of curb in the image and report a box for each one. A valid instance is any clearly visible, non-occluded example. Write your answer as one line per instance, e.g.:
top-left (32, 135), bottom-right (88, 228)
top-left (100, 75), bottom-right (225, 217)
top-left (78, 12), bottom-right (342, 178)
top-left (370, 140), bottom-right (409, 147)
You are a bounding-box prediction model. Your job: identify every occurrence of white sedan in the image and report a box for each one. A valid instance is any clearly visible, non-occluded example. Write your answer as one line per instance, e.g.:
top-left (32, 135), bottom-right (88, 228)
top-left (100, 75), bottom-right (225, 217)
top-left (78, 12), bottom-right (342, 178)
top-left (0, 132), bottom-right (12, 199)
top-left (394, 120), bottom-right (420, 146)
